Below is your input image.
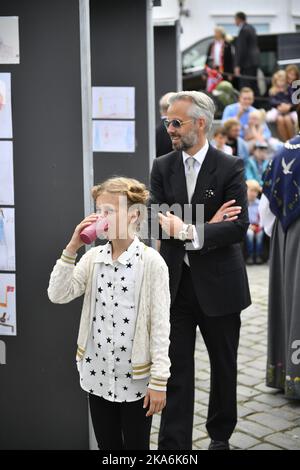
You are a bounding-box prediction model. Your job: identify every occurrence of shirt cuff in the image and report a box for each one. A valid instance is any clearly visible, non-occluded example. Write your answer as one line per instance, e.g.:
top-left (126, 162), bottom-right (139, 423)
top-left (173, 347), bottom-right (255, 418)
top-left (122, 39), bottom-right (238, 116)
top-left (191, 225), bottom-right (200, 249)
top-left (61, 249), bottom-right (77, 265)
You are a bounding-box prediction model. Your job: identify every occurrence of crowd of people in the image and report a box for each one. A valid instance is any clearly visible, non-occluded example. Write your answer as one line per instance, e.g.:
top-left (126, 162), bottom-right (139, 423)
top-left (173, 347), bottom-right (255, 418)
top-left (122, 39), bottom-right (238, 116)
top-left (157, 33), bottom-right (299, 266)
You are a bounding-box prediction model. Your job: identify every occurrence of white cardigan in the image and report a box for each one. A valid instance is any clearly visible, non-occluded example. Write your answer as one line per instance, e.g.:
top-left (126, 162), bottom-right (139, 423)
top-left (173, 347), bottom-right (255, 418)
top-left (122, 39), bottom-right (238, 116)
top-left (47, 242), bottom-right (171, 392)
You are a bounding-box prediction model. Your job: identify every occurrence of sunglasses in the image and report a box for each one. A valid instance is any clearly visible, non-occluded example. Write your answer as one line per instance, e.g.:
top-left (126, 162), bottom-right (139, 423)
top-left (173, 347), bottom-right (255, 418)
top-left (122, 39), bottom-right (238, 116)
top-left (163, 119), bottom-right (194, 129)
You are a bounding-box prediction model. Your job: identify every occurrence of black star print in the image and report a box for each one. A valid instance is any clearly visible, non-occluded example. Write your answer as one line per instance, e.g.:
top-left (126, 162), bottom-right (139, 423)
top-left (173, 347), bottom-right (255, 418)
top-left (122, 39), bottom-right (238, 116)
top-left (116, 357), bottom-right (120, 362)
top-left (96, 298), bottom-right (98, 302)
top-left (123, 386), bottom-right (128, 391)
top-left (126, 262), bottom-right (132, 269)
top-left (126, 372), bottom-right (132, 379)
top-left (95, 353), bottom-right (98, 357)
top-left (98, 287), bottom-right (103, 293)
top-left (100, 315), bottom-right (105, 321)
top-left (89, 389), bottom-right (94, 394)
top-left (102, 302), bottom-right (106, 306)
top-left (97, 343), bottom-right (101, 349)
top-left (99, 383), bottom-right (103, 387)
top-left (108, 391), bottom-right (113, 396)
top-left (120, 331), bottom-right (125, 336)
top-left (121, 346), bottom-right (127, 352)
top-left (101, 370), bottom-right (106, 375)
top-left (102, 357), bottom-right (106, 361)
top-left (93, 316), bottom-right (96, 322)
top-left (136, 392), bottom-right (142, 398)
top-left (115, 376), bottom-right (118, 381)
top-left (113, 322), bottom-right (116, 328)
top-left (106, 337), bottom-right (112, 343)
top-left (121, 276), bottom-right (125, 281)
top-left (90, 370), bottom-right (96, 376)
top-left (107, 282), bottom-right (112, 288)
top-left (114, 394), bottom-right (117, 399)
top-left (136, 253), bottom-right (139, 257)
top-left (128, 359), bottom-right (131, 364)
top-left (114, 302), bottom-right (118, 307)
top-left (85, 357), bottom-right (91, 363)
top-left (122, 286), bottom-right (128, 292)
top-left (123, 317), bottom-right (129, 324)
top-left (97, 329), bottom-right (101, 333)
top-left (111, 350), bottom-right (115, 355)
top-left (114, 267), bottom-right (118, 272)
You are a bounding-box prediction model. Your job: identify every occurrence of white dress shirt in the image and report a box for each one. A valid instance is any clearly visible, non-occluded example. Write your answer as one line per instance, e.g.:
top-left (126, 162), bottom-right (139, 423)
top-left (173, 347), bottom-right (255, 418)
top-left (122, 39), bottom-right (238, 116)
top-left (78, 236), bottom-right (149, 402)
top-left (213, 40), bottom-right (223, 67)
top-left (182, 139), bottom-right (209, 264)
top-left (258, 193), bottom-right (276, 237)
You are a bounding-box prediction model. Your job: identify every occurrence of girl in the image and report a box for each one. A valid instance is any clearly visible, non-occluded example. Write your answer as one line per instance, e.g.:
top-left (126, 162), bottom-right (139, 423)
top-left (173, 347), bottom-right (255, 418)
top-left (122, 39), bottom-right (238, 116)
top-left (266, 70), bottom-right (297, 141)
top-left (48, 177), bottom-right (171, 450)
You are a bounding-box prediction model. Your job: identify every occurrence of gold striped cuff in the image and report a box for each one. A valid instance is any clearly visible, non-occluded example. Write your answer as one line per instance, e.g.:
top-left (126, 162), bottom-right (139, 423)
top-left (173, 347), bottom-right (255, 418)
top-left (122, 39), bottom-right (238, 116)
top-left (61, 250), bottom-right (77, 265)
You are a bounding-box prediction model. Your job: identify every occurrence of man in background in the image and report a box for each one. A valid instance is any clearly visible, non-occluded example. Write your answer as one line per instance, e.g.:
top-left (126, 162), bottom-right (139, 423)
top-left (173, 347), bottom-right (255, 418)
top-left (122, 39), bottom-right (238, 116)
top-left (234, 12), bottom-right (260, 95)
top-left (156, 92), bottom-right (176, 157)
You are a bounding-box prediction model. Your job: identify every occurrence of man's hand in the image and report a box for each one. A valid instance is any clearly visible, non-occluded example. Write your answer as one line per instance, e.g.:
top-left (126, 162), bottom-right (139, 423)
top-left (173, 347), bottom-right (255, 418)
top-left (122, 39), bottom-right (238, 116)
top-left (143, 388), bottom-right (166, 417)
top-left (158, 211), bottom-right (185, 238)
top-left (209, 200), bottom-right (241, 224)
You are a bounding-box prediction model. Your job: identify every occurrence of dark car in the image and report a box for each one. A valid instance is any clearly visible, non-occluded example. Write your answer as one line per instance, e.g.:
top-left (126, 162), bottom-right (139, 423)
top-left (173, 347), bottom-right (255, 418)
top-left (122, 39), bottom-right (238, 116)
top-left (182, 32), bottom-right (300, 116)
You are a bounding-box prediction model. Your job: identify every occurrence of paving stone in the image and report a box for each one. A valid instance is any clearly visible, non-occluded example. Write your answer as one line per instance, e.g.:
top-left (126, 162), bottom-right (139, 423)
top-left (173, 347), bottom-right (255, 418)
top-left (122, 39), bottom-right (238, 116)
top-left (247, 412), bottom-right (293, 432)
top-left (236, 420), bottom-right (273, 438)
top-left (229, 432), bottom-right (260, 449)
top-left (265, 433), bottom-right (300, 450)
top-left (250, 443), bottom-right (281, 450)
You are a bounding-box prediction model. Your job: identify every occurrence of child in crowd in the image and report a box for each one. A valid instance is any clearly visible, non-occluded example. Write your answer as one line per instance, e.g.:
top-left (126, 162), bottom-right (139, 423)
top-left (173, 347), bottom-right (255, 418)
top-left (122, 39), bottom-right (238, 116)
top-left (266, 70), bottom-right (297, 141)
top-left (244, 109), bottom-right (282, 155)
top-left (245, 141), bottom-right (269, 187)
top-left (48, 177), bottom-right (171, 450)
top-left (211, 126), bottom-right (233, 155)
top-left (245, 179), bottom-right (264, 265)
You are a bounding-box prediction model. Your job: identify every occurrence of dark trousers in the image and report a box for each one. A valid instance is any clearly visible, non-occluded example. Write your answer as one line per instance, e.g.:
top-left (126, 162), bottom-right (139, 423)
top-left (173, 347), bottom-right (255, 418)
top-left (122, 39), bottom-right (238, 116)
top-left (89, 394), bottom-right (152, 450)
top-left (158, 263), bottom-right (241, 450)
top-left (239, 66), bottom-right (259, 96)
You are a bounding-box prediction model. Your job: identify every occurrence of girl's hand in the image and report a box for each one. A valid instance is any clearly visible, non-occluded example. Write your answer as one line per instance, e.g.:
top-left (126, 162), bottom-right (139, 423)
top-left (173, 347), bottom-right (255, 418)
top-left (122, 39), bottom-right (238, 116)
top-left (65, 213), bottom-right (99, 254)
top-left (143, 388), bottom-right (166, 417)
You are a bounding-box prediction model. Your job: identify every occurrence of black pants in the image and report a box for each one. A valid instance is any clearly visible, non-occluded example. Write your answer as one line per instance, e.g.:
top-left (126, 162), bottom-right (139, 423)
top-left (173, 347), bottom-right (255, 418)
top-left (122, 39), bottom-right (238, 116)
top-left (239, 66), bottom-right (259, 96)
top-left (158, 263), bottom-right (241, 450)
top-left (89, 394), bottom-right (152, 450)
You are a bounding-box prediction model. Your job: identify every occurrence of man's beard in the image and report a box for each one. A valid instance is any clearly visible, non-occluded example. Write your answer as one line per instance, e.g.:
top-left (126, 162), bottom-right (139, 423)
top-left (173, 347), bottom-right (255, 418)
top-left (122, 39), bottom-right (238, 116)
top-left (171, 129), bottom-right (199, 151)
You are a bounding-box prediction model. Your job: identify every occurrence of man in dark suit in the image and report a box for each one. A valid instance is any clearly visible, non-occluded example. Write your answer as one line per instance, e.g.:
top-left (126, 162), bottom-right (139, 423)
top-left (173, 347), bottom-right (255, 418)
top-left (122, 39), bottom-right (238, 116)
top-left (148, 91), bottom-right (251, 450)
top-left (156, 92), bottom-right (175, 157)
top-left (234, 12), bottom-right (260, 95)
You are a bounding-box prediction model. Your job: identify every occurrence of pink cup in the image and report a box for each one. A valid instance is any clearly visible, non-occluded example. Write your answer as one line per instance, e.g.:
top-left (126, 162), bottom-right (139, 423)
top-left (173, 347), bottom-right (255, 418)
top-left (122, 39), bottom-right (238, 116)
top-left (80, 217), bottom-right (109, 244)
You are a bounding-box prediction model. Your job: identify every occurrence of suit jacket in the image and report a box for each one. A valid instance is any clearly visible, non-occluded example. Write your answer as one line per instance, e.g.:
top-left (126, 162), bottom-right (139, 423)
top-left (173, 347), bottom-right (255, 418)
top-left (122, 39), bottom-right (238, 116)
top-left (148, 145), bottom-right (251, 316)
top-left (206, 40), bottom-right (234, 74)
top-left (156, 119), bottom-right (173, 158)
top-left (235, 23), bottom-right (260, 69)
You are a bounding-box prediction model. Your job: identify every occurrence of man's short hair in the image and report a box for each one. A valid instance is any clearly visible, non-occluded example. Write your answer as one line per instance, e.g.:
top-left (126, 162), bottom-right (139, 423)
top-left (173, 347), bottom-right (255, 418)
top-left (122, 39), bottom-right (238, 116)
top-left (223, 118), bottom-right (240, 133)
top-left (240, 87), bottom-right (254, 95)
top-left (235, 11), bottom-right (246, 22)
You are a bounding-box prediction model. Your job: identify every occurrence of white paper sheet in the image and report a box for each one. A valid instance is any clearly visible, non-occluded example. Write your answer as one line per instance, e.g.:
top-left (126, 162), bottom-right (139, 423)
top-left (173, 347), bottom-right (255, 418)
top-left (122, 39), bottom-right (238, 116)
top-left (92, 87), bottom-right (135, 119)
top-left (0, 273), bottom-right (16, 336)
top-left (0, 208), bottom-right (15, 271)
top-left (0, 73), bottom-right (13, 138)
top-left (0, 17), bottom-right (20, 64)
top-left (0, 141), bottom-right (14, 205)
top-left (93, 120), bottom-right (135, 153)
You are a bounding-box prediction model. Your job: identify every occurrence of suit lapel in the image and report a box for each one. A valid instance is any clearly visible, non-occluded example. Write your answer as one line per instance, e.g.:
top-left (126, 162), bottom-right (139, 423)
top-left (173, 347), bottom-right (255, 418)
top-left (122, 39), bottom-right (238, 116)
top-left (170, 151), bottom-right (189, 205)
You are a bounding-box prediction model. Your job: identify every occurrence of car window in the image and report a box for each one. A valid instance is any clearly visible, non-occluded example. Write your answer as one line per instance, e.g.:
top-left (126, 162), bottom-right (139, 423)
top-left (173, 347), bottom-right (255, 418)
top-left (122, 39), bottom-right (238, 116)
top-left (182, 37), bottom-right (212, 70)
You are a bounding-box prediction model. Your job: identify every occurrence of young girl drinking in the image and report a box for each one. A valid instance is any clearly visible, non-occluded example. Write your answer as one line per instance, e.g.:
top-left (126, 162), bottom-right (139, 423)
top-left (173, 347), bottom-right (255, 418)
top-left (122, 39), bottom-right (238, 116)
top-left (48, 177), bottom-right (171, 450)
